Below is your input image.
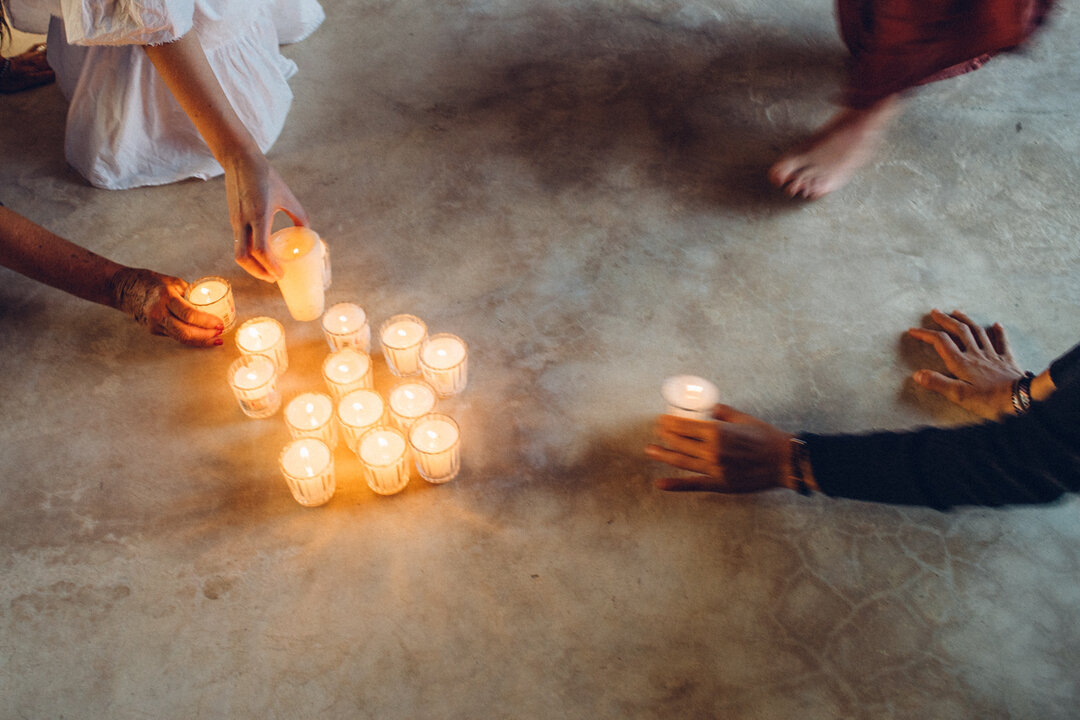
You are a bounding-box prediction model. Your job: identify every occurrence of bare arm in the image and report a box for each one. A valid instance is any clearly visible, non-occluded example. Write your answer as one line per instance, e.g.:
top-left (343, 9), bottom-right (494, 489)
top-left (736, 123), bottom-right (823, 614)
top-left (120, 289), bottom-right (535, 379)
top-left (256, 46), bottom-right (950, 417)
top-left (0, 206), bottom-right (222, 346)
top-left (143, 32), bottom-right (308, 281)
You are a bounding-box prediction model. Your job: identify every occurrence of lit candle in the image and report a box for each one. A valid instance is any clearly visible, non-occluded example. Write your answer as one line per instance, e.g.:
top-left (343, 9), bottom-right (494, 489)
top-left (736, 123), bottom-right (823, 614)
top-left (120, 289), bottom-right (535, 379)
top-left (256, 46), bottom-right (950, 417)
top-left (269, 226), bottom-right (326, 322)
top-left (185, 276), bottom-right (236, 330)
top-left (357, 427), bottom-right (410, 495)
top-left (284, 392), bottom-right (338, 448)
top-left (388, 380), bottom-right (437, 432)
top-left (279, 438), bottom-right (336, 507)
top-left (337, 389), bottom-right (384, 452)
top-left (321, 302), bottom-right (370, 353)
top-left (419, 333), bottom-right (468, 397)
top-left (379, 314), bottom-right (427, 376)
top-left (661, 375), bottom-right (719, 419)
top-left (236, 317), bottom-right (288, 373)
top-left (227, 354), bottom-right (281, 418)
top-left (322, 348), bottom-right (373, 400)
top-left (409, 413), bottom-right (461, 484)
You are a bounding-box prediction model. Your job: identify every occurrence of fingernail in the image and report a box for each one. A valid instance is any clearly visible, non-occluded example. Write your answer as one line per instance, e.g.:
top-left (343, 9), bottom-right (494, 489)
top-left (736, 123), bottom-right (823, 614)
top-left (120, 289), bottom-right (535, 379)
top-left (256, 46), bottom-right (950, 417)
top-left (214, 338), bottom-right (224, 346)
top-left (215, 324), bottom-right (224, 333)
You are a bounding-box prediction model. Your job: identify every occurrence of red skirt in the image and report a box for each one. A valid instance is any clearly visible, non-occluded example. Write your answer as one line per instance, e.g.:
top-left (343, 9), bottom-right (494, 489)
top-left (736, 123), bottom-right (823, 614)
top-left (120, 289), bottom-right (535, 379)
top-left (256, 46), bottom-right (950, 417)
top-left (839, 0), bottom-right (1055, 107)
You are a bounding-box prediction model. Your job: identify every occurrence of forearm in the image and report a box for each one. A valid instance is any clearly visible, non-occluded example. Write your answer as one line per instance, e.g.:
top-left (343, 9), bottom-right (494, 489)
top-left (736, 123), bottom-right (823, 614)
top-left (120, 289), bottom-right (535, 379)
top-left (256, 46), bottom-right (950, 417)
top-left (142, 32), bottom-right (262, 167)
top-left (803, 384), bottom-right (1080, 510)
top-left (0, 206), bottom-right (125, 308)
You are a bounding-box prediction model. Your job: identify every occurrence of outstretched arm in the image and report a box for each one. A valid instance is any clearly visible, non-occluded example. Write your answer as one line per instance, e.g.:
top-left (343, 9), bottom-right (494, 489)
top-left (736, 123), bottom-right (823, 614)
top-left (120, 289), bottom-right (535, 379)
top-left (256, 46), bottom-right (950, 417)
top-left (143, 32), bottom-right (308, 282)
top-left (0, 205), bottom-right (222, 346)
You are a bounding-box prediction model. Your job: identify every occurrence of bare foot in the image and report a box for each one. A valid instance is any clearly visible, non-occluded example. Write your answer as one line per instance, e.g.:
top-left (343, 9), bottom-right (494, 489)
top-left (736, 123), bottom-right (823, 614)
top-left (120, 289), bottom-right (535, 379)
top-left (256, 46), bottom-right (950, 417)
top-left (769, 96), bottom-right (900, 200)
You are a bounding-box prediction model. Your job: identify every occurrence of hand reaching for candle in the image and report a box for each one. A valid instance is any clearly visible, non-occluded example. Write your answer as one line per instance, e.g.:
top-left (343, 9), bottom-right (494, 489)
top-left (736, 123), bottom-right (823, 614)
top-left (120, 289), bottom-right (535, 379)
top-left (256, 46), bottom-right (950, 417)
top-left (108, 268), bottom-right (224, 347)
top-left (224, 150), bottom-right (309, 283)
top-left (644, 405), bottom-right (796, 493)
top-left (908, 309), bottom-right (1029, 420)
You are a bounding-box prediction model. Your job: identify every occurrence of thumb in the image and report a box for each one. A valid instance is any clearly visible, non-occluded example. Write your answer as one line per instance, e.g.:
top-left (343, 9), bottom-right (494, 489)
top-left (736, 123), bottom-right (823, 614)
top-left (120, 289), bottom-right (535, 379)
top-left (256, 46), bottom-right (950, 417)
top-left (913, 369), bottom-right (964, 404)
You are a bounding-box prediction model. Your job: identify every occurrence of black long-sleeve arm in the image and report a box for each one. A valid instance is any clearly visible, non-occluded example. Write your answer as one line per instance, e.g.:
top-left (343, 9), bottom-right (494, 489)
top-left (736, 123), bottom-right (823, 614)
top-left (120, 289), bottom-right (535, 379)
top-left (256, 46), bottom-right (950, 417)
top-left (805, 343), bottom-right (1080, 510)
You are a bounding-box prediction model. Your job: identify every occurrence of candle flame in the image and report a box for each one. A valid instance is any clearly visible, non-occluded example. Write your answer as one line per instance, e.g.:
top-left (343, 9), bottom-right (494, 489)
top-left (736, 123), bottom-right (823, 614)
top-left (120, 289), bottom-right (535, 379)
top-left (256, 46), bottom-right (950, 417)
top-left (305, 402), bottom-right (315, 414)
top-left (351, 402), bottom-right (362, 411)
top-left (200, 286), bottom-right (211, 297)
top-left (377, 436), bottom-right (388, 448)
top-left (246, 371), bottom-right (257, 382)
top-left (338, 364), bottom-right (348, 373)
top-left (688, 384), bottom-right (703, 393)
top-left (404, 390), bottom-right (415, 400)
top-left (396, 328), bottom-right (407, 337)
top-left (437, 348), bottom-right (447, 357)
top-left (292, 247), bottom-right (300, 255)
top-left (339, 315), bottom-right (348, 323)
top-left (426, 429), bottom-right (438, 440)
top-left (299, 446), bottom-right (310, 460)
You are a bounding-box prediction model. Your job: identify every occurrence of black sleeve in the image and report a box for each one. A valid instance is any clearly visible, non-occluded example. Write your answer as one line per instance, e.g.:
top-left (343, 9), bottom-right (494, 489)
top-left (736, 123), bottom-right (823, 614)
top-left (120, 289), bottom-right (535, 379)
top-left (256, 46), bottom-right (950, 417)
top-left (1050, 343), bottom-right (1080, 387)
top-left (803, 377), bottom-right (1080, 511)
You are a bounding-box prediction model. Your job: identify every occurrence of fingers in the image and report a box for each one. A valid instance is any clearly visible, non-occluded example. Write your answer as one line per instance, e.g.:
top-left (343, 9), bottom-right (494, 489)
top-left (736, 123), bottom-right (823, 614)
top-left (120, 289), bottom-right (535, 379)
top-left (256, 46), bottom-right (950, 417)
top-left (948, 309), bottom-right (994, 353)
top-left (644, 443), bottom-right (718, 477)
top-left (929, 309), bottom-right (979, 352)
top-left (987, 322), bottom-right (1014, 361)
top-left (655, 426), bottom-right (715, 459)
top-left (654, 476), bottom-right (730, 493)
top-left (711, 403), bottom-right (756, 423)
top-left (912, 369), bottom-right (964, 404)
top-left (656, 413), bottom-right (716, 439)
top-left (908, 327), bottom-right (964, 371)
top-left (234, 224), bottom-right (278, 283)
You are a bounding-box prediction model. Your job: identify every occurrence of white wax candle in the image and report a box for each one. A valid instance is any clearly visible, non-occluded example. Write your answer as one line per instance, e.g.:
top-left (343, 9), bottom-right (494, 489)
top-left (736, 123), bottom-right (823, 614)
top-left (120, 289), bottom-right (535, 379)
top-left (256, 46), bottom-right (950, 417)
top-left (185, 276), bottom-right (236, 330)
top-left (379, 314), bottom-right (427, 376)
top-left (388, 380), bottom-right (437, 432)
top-left (279, 438), bottom-right (336, 507)
top-left (419, 333), bottom-right (468, 397)
top-left (661, 375), bottom-right (719, 419)
top-left (284, 392), bottom-right (338, 448)
top-left (270, 226), bottom-right (326, 322)
top-left (236, 317), bottom-right (288, 373)
top-left (320, 238), bottom-right (332, 290)
top-left (357, 427), bottom-right (410, 495)
top-left (337, 389), bottom-right (384, 451)
top-left (228, 354), bottom-right (280, 418)
top-left (409, 413), bottom-right (461, 483)
top-left (321, 302), bottom-right (370, 353)
top-left (322, 348), bottom-right (373, 400)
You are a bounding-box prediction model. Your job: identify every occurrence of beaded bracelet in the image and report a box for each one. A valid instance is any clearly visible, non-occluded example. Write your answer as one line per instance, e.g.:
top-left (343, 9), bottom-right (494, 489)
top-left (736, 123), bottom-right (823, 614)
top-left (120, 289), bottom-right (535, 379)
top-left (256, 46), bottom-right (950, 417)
top-left (1011, 371), bottom-right (1036, 415)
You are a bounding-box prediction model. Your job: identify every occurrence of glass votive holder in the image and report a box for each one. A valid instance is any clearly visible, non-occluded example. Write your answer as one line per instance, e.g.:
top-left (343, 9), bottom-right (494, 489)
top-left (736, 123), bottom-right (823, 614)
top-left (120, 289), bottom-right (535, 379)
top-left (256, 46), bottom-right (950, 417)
top-left (357, 426), bottom-right (410, 495)
top-left (322, 348), bottom-right (373, 401)
top-left (379, 314), bottom-right (427, 376)
top-left (661, 375), bottom-right (719, 420)
top-left (185, 276), bottom-right (236, 331)
top-left (236, 317), bottom-right (288, 374)
top-left (419, 333), bottom-right (468, 397)
top-left (228, 353), bottom-right (281, 419)
top-left (269, 226), bottom-right (326, 322)
top-left (322, 302), bottom-right (370, 353)
top-left (279, 438), bottom-right (336, 507)
top-left (284, 392), bottom-right (338, 449)
top-left (408, 413), bottom-right (461, 484)
top-left (320, 238), bottom-right (332, 291)
top-left (388, 379), bottom-right (437, 433)
top-left (337, 389), bottom-right (384, 452)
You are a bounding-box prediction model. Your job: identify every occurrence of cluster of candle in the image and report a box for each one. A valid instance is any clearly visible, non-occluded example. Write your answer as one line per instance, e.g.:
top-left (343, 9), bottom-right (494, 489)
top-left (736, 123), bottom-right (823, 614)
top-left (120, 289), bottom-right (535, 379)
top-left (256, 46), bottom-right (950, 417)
top-left (224, 292), bottom-right (469, 506)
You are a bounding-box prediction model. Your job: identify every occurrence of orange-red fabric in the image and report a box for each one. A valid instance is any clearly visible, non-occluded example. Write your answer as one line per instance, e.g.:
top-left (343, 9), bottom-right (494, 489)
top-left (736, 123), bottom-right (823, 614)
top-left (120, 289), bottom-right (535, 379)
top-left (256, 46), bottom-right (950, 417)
top-left (839, 0), bottom-right (1055, 107)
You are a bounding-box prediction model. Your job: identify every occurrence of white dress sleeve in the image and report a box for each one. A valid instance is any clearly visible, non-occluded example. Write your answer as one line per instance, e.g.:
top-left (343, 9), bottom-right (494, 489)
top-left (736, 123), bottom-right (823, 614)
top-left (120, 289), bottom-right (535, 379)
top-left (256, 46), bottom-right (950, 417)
top-left (58, 0), bottom-right (195, 46)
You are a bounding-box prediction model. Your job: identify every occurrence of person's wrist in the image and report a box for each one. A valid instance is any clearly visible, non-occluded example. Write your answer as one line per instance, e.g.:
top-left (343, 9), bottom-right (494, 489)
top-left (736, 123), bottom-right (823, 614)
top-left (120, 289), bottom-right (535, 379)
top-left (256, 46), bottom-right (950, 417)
top-left (1010, 371), bottom-right (1036, 416)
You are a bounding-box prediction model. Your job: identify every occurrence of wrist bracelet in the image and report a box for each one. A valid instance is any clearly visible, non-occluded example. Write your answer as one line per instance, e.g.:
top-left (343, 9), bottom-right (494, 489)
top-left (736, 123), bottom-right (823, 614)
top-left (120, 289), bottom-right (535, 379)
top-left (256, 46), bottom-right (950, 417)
top-left (1011, 371), bottom-right (1036, 415)
top-left (788, 437), bottom-right (811, 496)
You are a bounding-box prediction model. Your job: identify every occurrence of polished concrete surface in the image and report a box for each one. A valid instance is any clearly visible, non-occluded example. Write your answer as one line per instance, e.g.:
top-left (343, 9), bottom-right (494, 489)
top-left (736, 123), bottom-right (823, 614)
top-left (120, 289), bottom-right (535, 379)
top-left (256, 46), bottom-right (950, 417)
top-left (2, 2), bottom-right (1080, 717)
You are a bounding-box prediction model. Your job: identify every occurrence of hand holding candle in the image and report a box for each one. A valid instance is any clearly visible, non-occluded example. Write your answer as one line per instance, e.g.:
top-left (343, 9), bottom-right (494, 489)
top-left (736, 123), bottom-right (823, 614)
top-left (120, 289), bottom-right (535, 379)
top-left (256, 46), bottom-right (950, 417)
top-left (185, 276), bottom-right (236, 331)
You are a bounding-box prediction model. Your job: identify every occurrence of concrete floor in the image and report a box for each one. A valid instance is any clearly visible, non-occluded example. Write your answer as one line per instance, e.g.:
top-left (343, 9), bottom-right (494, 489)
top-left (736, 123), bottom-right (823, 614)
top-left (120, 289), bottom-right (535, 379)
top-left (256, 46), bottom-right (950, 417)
top-left (3, 1), bottom-right (1080, 717)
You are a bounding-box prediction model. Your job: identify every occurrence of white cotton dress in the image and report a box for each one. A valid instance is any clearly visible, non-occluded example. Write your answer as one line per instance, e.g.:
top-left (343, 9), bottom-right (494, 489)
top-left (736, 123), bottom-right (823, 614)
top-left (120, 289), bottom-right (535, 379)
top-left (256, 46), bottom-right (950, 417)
top-left (8, 0), bottom-right (324, 189)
